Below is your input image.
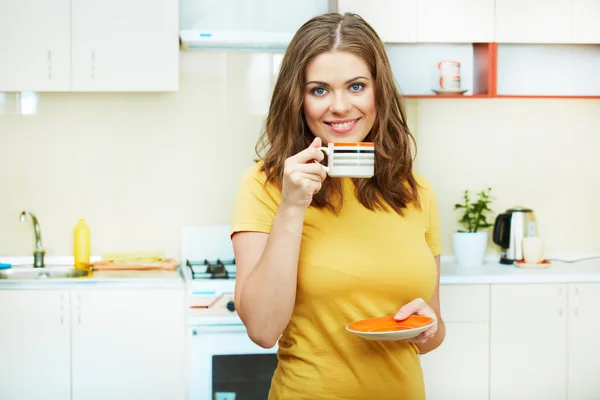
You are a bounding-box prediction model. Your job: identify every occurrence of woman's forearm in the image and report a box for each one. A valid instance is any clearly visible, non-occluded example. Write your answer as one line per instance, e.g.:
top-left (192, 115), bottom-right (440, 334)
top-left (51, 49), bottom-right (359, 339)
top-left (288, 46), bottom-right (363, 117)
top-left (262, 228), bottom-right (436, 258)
top-left (238, 204), bottom-right (306, 348)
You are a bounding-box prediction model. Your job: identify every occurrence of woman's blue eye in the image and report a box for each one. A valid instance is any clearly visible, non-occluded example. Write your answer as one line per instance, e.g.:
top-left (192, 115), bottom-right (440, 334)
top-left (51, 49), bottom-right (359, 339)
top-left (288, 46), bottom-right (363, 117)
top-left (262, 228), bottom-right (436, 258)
top-left (313, 87), bottom-right (326, 95)
top-left (350, 83), bottom-right (364, 91)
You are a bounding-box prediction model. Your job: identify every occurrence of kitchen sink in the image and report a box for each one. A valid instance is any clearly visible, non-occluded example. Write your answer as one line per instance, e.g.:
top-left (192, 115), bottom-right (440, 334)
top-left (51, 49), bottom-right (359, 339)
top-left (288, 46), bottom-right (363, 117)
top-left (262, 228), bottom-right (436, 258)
top-left (0, 266), bottom-right (89, 280)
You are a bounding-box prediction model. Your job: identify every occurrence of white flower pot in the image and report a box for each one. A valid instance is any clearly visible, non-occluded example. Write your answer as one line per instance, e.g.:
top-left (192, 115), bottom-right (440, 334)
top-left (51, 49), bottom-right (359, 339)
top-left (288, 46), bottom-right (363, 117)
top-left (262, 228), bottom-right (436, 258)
top-left (453, 231), bottom-right (488, 267)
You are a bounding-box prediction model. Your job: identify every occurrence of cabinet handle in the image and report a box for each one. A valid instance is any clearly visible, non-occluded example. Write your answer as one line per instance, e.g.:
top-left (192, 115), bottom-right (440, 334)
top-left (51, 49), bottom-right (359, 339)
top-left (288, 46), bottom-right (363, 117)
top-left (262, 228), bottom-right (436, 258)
top-left (558, 287), bottom-right (564, 317)
top-left (60, 293), bottom-right (64, 324)
top-left (48, 50), bottom-right (52, 79)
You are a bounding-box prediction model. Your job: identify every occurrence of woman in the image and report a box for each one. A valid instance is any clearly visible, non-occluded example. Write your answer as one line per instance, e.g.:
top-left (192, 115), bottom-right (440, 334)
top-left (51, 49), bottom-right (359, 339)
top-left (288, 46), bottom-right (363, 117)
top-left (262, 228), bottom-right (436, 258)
top-left (230, 12), bottom-right (445, 400)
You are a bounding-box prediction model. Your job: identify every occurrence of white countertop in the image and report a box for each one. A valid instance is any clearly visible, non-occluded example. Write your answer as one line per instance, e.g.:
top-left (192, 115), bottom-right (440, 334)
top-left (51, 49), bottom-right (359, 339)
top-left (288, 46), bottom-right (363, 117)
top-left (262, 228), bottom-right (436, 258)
top-left (3, 255), bottom-right (600, 288)
top-left (0, 256), bottom-right (184, 289)
top-left (440, 255), bottom-right (600, 284)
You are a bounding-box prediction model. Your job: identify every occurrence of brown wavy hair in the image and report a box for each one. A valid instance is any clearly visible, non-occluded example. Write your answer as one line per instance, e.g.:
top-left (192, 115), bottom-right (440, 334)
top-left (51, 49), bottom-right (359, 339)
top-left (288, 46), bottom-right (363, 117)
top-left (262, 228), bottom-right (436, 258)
top-left (255, 12), bottom-right (420, 215)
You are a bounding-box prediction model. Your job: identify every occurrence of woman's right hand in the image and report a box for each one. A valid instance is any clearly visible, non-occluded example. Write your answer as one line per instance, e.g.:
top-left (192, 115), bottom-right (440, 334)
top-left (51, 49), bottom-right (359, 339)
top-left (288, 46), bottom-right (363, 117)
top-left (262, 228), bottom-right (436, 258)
top-left (281, 137), bottom-right (327, 209)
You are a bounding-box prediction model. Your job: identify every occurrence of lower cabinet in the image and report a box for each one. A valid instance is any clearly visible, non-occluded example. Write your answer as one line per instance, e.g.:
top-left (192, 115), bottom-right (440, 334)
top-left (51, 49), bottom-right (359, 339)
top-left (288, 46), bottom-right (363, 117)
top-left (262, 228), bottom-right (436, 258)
top-left (490, 283), bottom-right (567, 400)
top-left (0, 290), bottom-right (71, 400)
top-left (490, 282), bottom-right (600, 400)
top-left (421, 284), bottom-right (490, 400)
top-left (422, 282), bottom-right (600, 400)
top-left (0, 287), bottom-right (186, 400)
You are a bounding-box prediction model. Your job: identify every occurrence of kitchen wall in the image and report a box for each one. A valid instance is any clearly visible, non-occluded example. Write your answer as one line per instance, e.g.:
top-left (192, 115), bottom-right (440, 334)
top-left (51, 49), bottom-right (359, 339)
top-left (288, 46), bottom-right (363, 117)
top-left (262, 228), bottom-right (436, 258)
top-left (1, 52), bottom-right (599, 259)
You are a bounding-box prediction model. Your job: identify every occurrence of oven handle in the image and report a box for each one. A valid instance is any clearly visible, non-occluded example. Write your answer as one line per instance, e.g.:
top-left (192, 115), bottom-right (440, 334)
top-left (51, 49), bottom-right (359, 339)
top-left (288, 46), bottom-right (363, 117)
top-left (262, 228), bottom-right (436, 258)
top-left (191, 324), bottom-right (248, 335)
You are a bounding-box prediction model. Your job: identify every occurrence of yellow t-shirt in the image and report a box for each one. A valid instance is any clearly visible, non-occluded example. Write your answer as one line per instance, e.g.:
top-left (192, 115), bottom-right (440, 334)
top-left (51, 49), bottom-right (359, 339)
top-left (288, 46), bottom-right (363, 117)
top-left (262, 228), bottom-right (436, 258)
top-left (231, 161), bottom-right (442, 400)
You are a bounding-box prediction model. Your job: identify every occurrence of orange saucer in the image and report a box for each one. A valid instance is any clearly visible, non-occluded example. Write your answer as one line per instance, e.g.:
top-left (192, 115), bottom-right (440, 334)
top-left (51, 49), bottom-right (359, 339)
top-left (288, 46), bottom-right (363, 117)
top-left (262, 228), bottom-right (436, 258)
top-left (346, 315), bottom-right (435, 341)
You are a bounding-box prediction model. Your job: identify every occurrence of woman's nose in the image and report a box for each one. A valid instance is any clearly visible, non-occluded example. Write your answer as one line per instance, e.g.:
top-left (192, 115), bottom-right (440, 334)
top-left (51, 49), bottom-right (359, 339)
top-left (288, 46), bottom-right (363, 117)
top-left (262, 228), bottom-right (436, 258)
top-left (329, 92), bottom-right (352, 114)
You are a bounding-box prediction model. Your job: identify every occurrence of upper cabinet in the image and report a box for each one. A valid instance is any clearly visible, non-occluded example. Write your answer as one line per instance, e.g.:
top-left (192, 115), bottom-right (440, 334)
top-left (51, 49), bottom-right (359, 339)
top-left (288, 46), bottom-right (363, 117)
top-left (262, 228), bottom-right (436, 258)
top-left (495, 0), bottom-right (600, 43)
top-left (0, 0), bottom-right (71, 92)
top-left (417, 0), bottom-right (495, 43)
top-left (338, 0), bottom-right (418, 43)
top-left (71, 0), bottom-right (179, 92)
top-left (337, 0), bottom-right (495, 43)
top-left (0, 0), bottom-right (179, 92)
top-left (570, 0), bottom-right (600, 43)
top-left (495, 0), bottom-right (570, 43)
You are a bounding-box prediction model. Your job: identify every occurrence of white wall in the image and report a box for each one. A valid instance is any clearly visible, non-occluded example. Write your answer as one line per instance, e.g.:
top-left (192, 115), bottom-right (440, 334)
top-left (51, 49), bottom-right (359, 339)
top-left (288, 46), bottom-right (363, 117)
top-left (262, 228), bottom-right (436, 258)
top-left (1, 52), bottom-right (599, 259)
top-left (414, 98), bottom-right (600, 254)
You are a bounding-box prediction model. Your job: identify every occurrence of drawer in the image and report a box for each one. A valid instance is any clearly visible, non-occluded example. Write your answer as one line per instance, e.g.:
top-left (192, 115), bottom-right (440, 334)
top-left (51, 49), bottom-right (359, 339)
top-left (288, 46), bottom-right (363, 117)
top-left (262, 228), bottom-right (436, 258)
top-left (439, 284), bottom-right (490, 322)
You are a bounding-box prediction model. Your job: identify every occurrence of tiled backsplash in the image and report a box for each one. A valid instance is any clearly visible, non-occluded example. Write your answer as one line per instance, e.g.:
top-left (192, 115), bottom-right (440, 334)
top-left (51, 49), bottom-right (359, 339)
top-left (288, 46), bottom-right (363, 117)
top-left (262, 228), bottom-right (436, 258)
top-left (1, 52), bottom-right (599, 258)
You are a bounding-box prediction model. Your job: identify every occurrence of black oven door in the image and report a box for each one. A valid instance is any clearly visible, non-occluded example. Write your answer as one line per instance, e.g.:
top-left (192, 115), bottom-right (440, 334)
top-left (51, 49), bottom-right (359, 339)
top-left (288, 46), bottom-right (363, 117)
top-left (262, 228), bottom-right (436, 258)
top-left (213, 353), bottom-right (278, 400)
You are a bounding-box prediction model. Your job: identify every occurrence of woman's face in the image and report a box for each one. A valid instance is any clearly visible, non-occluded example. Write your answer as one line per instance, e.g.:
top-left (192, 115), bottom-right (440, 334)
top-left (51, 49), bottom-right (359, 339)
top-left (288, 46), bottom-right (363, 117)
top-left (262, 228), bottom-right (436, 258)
top-left (303, 51), bottom-right (376, 145)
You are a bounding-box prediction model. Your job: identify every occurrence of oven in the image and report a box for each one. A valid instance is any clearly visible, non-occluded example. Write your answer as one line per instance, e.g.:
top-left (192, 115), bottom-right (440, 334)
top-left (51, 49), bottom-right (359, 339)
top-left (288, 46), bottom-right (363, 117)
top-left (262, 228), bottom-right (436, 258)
top-left (182, 226), bottom-right (279, 400)
top-left (188, 317), bottom-right (278, 400)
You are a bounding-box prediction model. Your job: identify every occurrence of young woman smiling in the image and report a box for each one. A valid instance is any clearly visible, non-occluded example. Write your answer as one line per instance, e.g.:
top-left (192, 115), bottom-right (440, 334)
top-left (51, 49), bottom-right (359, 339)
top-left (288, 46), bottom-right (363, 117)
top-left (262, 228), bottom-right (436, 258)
top-left (230, 12), bottom-right (445, 400)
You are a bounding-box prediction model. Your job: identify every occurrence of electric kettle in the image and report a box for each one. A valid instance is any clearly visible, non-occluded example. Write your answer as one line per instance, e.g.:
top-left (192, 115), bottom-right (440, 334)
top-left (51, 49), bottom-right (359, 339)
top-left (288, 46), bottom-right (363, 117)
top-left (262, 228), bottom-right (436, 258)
top-left (492, 207), bottom-right (537, 264)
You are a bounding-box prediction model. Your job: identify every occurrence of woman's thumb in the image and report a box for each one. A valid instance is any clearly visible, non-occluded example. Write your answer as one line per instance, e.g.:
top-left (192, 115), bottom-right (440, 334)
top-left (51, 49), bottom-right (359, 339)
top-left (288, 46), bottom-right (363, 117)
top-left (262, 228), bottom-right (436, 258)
top-left (310, 136), bottom-right (322, 148)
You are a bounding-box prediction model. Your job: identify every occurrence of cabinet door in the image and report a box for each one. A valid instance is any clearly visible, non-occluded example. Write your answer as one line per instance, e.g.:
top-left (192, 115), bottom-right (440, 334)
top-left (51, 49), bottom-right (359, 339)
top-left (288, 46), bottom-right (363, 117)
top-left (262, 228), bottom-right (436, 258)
top-left (71, 288), bottom-right (186, 400)
top-left (490, 284), bottom-right (567, 400)
top-left (421, 285), bottom-right (490, 399)
top-left (71, 0), bottom-right (179, 91)
top-left (570, 0), bottom-right (600, 43)
top-left (495, 0), bottom-right (570, 43)
top-left (338, 0), bottom-right (417, 43)
top-left (421, 322), bottom-right (489, 400)
top-left (0, 290), bottom-right (71, 400)
top-left (0, 0), bottom-right (71, 91)
top-left (417, 0), bottom-right (495, 43)
top-left (568, 283), bottom-right (600, 399)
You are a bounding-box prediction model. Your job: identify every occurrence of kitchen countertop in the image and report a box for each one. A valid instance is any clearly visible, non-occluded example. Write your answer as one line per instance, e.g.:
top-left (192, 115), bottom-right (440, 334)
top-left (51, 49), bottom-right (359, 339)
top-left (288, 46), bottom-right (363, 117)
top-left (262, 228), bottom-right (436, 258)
top-left (3, 254), bottom-right (600, 288)
top-left (440, 254), bottom-right (600, 284)
top-left (0, 256), bottom-right (184, 289)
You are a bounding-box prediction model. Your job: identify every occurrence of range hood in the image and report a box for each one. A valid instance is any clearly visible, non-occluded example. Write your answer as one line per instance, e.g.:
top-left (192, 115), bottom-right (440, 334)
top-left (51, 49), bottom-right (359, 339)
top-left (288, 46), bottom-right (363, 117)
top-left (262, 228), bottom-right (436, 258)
top-left (180, 30), bottom-right (293, 51)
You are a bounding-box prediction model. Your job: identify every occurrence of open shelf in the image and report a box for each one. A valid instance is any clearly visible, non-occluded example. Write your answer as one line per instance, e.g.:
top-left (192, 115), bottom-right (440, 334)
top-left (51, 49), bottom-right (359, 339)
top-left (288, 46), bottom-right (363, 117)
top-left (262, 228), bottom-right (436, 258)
top-left (386, 43), bottom-right (495, 98)
top-left (387, 42), bottom-right (600, 99)
top-left (495, 44), bottom-right (600, 98)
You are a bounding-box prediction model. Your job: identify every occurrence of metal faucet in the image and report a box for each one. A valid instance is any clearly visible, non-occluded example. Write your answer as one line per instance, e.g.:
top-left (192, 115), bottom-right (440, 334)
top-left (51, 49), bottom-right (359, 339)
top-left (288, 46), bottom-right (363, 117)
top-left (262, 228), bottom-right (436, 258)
top-left (19, 211), bottom-right (45, 268)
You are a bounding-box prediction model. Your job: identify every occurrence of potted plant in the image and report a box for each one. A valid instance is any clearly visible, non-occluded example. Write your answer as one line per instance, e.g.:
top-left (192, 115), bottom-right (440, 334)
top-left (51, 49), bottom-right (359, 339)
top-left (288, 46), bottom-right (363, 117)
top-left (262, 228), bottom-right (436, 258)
top-left (453, 188), bottom-right (494, 267)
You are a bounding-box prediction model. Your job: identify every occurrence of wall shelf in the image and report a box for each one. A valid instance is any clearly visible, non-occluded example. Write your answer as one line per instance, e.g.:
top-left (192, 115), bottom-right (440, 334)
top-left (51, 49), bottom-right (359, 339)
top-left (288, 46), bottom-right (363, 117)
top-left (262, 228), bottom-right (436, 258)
top-left (387, 42), bottom-right (495, 98)
top-left (392, 42), bottom-right (600, 99)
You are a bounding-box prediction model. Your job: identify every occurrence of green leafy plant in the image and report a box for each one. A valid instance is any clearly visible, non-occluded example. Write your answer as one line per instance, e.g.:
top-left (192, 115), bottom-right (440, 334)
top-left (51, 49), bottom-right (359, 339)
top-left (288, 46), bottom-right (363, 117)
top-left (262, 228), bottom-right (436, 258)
top-left (454, 188), bottom-right (494, 233)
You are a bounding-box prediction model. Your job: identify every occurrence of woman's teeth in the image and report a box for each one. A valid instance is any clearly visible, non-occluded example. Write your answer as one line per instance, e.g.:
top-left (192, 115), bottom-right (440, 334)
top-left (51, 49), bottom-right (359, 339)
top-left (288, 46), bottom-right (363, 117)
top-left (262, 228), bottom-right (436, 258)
top-left (331, 120), bottom-right (354, 128)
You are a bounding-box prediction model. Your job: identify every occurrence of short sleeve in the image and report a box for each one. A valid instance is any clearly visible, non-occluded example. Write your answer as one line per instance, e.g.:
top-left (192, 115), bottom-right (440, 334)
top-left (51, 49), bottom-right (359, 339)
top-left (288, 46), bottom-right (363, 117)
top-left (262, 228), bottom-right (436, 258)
top-left (424, 182), bottom-right (442, 257)
top-left (230, 162), bottom-right (282, 237)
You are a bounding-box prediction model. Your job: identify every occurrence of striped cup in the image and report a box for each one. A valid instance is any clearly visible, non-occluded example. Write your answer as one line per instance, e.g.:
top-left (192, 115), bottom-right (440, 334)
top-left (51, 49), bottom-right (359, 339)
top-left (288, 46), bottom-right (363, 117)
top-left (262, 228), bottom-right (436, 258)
top-left (317, 142), bottom-right (375, 178)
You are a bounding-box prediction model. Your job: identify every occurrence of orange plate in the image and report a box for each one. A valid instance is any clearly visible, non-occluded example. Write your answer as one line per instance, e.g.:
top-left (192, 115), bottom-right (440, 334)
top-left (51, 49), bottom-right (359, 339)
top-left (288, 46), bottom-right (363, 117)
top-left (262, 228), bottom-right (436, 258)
top-left (515, 259), bottom-right (551, 265)
top-left (347, 315), bottom-right (434, 333)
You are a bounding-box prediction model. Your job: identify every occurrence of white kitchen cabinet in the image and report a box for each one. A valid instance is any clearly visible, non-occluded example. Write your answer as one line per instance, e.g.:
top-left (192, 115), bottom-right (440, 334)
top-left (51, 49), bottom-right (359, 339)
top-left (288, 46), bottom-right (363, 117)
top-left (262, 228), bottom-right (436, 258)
top-left (570, 0), bottom-right (600, 43)
top-left (421, 285), bottom-right (490, 400)
top-left (71, 0), bottom-right (179, 91)
top-left (417, 0), bottom-right (495, 43)
top-left (0, 0), bottom-right (71, 91)
top-left (71, 288), bottom-right (186, 400)
top-left (495, 0), bottom-right (571, 43)
top-left (490, 284), bottom-right (567, 400)
top-left (337, 0), bottom-right (418, 43)
top-left (0, 290), bottom-right (71, 400)
top-left (567, 283), bottom-right (600, 399)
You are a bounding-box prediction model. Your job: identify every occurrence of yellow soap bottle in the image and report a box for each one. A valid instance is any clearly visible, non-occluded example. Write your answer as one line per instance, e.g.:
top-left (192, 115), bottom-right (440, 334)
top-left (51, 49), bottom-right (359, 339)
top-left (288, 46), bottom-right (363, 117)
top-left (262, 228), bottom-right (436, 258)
top-left (73, 219), bottom-right (91, 270)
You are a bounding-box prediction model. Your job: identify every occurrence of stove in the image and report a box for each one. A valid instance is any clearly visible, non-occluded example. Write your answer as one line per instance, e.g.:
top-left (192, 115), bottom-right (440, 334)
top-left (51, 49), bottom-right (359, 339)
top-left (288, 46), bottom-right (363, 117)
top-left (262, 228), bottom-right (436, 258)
top-left (181, 226), bottom-right (239, 322)
top-left (186, 258), bottom-right (236, 280)
top-left (182, 226), bottom-right (279, 400)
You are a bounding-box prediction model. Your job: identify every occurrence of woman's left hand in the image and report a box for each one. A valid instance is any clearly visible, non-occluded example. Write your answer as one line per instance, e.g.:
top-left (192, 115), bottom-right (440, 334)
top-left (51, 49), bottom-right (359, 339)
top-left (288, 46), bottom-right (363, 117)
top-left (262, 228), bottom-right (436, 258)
top-left (394, 298), bottom-right (438, 344)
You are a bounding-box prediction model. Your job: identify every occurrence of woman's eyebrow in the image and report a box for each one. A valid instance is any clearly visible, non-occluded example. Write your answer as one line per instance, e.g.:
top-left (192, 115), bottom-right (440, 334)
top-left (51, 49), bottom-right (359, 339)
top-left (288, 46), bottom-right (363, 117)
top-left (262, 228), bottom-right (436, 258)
top-left (305, 76), bottom-right (369, 86)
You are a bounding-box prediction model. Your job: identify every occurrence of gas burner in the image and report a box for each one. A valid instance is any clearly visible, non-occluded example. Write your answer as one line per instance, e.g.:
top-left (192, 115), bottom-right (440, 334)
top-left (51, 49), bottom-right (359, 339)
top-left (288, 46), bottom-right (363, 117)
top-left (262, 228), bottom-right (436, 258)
top-left (186, 258), bottom-right (236, 280)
